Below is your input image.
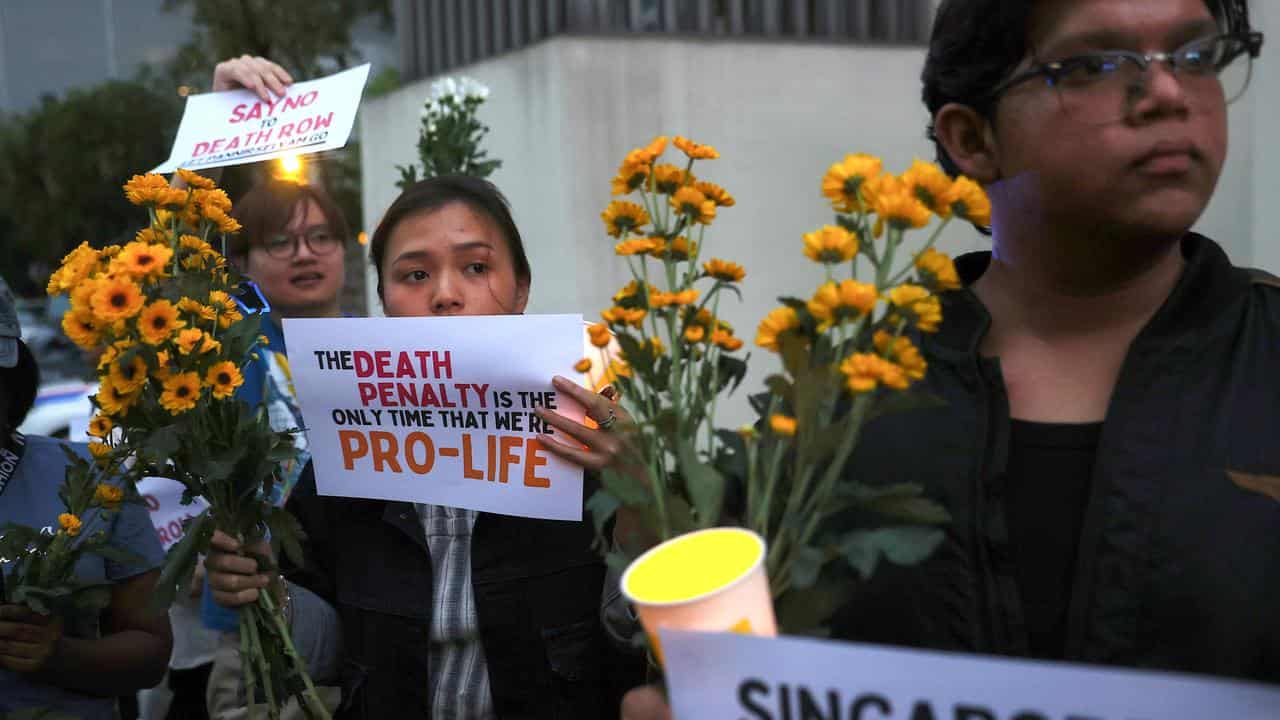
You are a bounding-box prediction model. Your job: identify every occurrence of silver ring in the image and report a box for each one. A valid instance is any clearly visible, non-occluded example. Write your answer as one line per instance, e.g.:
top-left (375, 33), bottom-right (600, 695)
top-left (597, 407), bottom-right (618, 431)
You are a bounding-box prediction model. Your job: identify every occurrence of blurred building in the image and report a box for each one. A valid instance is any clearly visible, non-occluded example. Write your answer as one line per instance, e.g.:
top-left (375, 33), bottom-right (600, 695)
top-left (360, 0), bottom-right (1275, 426)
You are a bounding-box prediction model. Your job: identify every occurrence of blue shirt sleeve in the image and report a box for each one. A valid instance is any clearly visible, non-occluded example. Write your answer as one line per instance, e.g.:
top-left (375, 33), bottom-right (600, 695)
top-left (104, 499), bottom-right (166, 581)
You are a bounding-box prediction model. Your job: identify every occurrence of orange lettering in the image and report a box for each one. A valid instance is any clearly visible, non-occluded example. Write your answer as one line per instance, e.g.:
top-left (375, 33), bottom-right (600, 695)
top-left (523, 438), bottom-right (550, 488)
top-left (339, 430), bottom-right (369, 470)
top-left (461, 433), bottom-right (483, 480)
top-left (369, 431), bottom-right (402, 472)
top-left (498, 435), bottom-right (522, 484)
top-left (404, 432), bottom-right (435, 474)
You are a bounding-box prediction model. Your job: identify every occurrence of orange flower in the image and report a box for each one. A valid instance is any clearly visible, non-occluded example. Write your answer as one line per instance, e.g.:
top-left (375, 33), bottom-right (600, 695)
top-left (615, 237), bottom-right (664, 256)
top-left (205, 361), bottom-right (244, 399)
top-left (649, 289), bottom-right (699, 308)
top-left (695, 181), bottom-right (735, 207)
top-left (946, 176), bottom-right (992, 227)
top-left (108, 355), bottom-right (149, 395)
top-left (61, 311), bottom-right (101, 351)
top-left (94, 483), bottom-right (125, 510)
top-left (123, 174), bottom-right (170, 206)
top-left (652, 164), bottom-right (693, 195)
top-left (821, 154), bottom-right (883, 213)
top-left (915, 248), bottom-right (961, 292)
top-left (755, 307), bottom-right (800, 352)
top-left (840, 352), bottom-right (909, 393)
top-left (703, 259), bottom-right (745, 283)
top-left (90, 277), bottom-right (145, 324)
top-left (204, 205), bottom-right (242, 234)
top-left (601, 201), bottom-right (651, 238)
top-left (636, 136), bottom-right (669, 164)
top-left (611, 161), bottom-right (650, 196)
top-left (160, 372), bottom-right (202, 414)
top-left (113, 242), bottom-right (173, 281)
top-left (649, 236), bottom-right (697, 261)
top-left (769, 414), bottom-right (797, 437)
top-left (175, 168), bottom-right (214, 189)
top-left (138, 300), bottom-right (186, 345)
top-left (88, 415), bottom-right (114, 439)
top-left (58, 513), bottom-right (83, 536)
top-left (802, 225), bottom-right (859, 264)
top-left (886, 284), bottom-right (943, 333)
top-left (673, 136), bottom-right (719, 160)
top-left (807, 280), bottom-right (878, 331)
top-left (601, 306), bottom-right (647, 328)
top-left (900, 159), bottom-right (954, 217)
top-left (874, 330), bottom-right (928, 382)
top-left (684, 325), bottom-right (706, 343)
top-left (574, 358), bottom-right (593, 373)
top-left (711, 329), bottom-right (744, 352)
top-left (669, 187), bottom-right (716, 225)
top-left (588, 323), bottom-right (612, 348)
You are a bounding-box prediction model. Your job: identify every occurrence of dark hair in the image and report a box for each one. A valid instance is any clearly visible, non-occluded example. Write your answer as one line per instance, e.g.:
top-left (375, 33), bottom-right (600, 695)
top-left (0, 341), bottom-right (39, 431)
top-left (368, 175), bottom-right (532, 300)
top-left (228, 178), bottom-right (350, 259)
top-left (922, 0), bottom-right (1251, 176)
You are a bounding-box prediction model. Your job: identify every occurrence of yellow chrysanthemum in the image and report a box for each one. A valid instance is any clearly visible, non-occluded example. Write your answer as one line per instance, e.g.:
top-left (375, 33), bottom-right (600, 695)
top-left (769, 414), bottom-right (797, 437)
top-left (615, 237), bottom-right (664, 256)
top-left (207, 291), bottom-right (242, 329)
top-left (807, 280), bottom-right (879, 332)
top-left (46, 242), bottom-right (101, 296)
top-left (113, 241), bottom-right (172, 281)
top-left (175, 328), bottom-right (207, 356)
top-left (160, 372), bottom-right (202, 415)
top-left (669, 187), bottom-right (716, 225)
top-left (108, 355), bottom-right (149, 395)
top-left (178, 234), bottom-right (212, 254)
top-left (703, 259), bottom-right (745, 283)
top-left (866, 175), bottom-right (932, 231)
top-left (204, 205), bottom-right (242, 234)
top-left (95, 377), bottom-right (141, 417)
top-left (611, 161), bottom-right (650, 196)
top-left (156, 186), bottom-right (190, 209)
top-left (87, 415), bottom-right (113, 439)
top-left (137, 300), bottom-right (186, 346)
top-left (612, 281), bottom-right (656, 305)
top-left (673, 136), bottom-right (719, 160)
top-left (652, 164), bottom-right (693, 195)
top-left (874, 330), bottom-right (927, 382)
top-left (755, 307), bottom-right (800, 352)
top-left (602, 359), bottom-right (632, 384)
top-left (695, 181), bottom-right (735, 208)
top-left (649, 289), bottom-right (699, 309)
top-left (886, 284), bottom-right (943, 333)
top-left (915, 248), bottom-right (961, 292)
top-left (601, 201), bottom-right (651, 238)
top-left (90, 277), bottom-right (145, 324)
top-left (711, 329), bottom-right (744, 352)
top-left (124, 174), bottom-right (170, 206)
top-left (840, 352), bottom-right (909, 393)
top-left (205, 361), bottom-right (244, 400)
top-left (946, 176), bottom-right (992, 227)
top-left (182, 255), bottom-right (207, 271)
top-left (644, 337), bottom-right (666, 358)
top-left (58, 513), bottom-right (83, 536)
top-left (649, 236), bottom-right (697, 261)
top-left (601, 306), bottom-right (647, 328)
top-left (94, 483), bottom-right (124, 510)
top-left (802, 225), bottom-right (859, 264)
top-left (821, 153), bottom-right (883, 213)
top-left (636, 136), bottom-right (669, 164)
top-left (175, 167), bottom-right (214, 189)
top-left (684, 325), bottom-right (706, 343)
top-left (177, 297), bottom-right (217, 322)
top-left (588, 323), bottom-right (612, 348)
top-left (61, 311), bottom-right (101, 351)
top-left (193, 188), bottom-right (232, 214)
top-left (574, 358), bottom-right (593, 374)
top-left (901, 159), bottom-right (954, 217)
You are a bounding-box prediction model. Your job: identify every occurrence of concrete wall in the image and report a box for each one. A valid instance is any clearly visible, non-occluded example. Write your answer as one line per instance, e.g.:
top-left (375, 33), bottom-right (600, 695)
top-left (360, 33), bottom-right (1269, 425)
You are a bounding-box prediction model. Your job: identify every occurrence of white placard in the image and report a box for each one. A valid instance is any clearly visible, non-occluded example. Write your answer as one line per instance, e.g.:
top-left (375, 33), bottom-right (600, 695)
top-left (137, 477), bottom-right (210, 552)
top-left (283, 315), bottom-right (587, 521)
top-left (661, 629), bottom-right (1280, 720)
top-left (152, 64), bottom-right (371, 173)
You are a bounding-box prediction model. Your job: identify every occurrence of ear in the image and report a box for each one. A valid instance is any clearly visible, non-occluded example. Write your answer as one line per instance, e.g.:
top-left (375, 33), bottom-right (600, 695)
top-left (512, 278), bottom-right (530, 314)
top-left (933, 103), bottom-right (1000, 184)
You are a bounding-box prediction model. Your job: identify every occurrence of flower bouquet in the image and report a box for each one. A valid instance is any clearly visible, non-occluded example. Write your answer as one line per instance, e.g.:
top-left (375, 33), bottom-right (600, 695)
top-left (586, 138), bottom-right (991, 637)
top-left (0, 444), bottom-right (135, 619)
top-left (45, 170), bottom-right (328, 719)
top-left (396, 75), bottom-right (500, 189)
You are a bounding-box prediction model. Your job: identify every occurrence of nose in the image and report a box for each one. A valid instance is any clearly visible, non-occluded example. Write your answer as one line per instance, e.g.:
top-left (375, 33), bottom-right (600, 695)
top-left (1127, 60), bottom-right (1190, 121)
top-left (430, 271), bottom-right (464, 315)
top-left (292, 236), bottom-right (319, 262)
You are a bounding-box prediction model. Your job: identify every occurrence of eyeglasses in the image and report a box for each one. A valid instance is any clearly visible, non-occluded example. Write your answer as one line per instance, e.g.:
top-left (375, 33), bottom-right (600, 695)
top-left (262, 227), bottom-right (342, 259)
top-left (990, 32), bottom-right (1264, 125)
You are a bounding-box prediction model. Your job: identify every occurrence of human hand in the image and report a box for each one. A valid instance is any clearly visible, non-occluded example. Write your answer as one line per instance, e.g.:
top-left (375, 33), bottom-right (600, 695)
top-left (536, 377), bottom-right (643, 475)
top-left (211, 55), bottom-right (293, 103)
top-left (0, 604), bottom-right (64, 673)
top-left (189, 555), bottom-right (207, 600)
top-left (621, 685), bottom-right (673, 720)
top-left (203, 530), bottom-right (276, 608)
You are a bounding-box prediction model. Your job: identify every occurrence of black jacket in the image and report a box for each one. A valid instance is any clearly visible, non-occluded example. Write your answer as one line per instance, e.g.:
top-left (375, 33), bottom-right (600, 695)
top-left (834, 234), bottom-right (1280, 682)
top-left (285, 469), bottom-right (644, 718)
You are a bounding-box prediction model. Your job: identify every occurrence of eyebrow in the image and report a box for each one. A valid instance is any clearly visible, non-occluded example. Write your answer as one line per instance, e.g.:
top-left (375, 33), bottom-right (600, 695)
top-left (390, 241), bottom-right (495, 265)
top-left (1041, 18), bottom-right (1220, 56)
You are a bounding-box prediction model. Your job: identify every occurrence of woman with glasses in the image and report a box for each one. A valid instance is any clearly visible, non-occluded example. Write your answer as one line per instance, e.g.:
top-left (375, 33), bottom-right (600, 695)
top-left (619, 0), bottom-right (1275, 717)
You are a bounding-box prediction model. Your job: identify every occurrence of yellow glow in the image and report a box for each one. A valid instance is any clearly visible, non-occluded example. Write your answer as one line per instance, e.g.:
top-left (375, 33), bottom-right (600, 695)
top-left (356, 231), bottom-right (369, 246)
top-left (624, 528), bottom-right (763, 604)
top-left (278, 153), bottom-right (303, 177)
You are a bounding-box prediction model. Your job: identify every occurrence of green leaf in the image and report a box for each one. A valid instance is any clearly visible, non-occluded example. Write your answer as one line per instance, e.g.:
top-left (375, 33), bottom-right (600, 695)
top-left (585, 489), bottom-right (621, 537)
top-left (266, 507), bottom-right (307, 572)
top-left (837, 526), bottom-right (945, 580)
top-left (67, 583), bottom-right (114, 612)
top-left (775, 577), bottom-right (855, 634)
top-left (152, 510), bottom-right (213, 612)
top-left (86, 542), bottom-right (146, 567)
top-left (866, 388), bottom-right (948, 422)
top-left (789, 545), bottom-right (826, 589)
top-left (716, 354), bottom-right (749, 396)
top-left (599, 467), bottom-right (651, 507)
top-left (779, 333), bottom-right (811, 379)
top-left (676, 438), bottom-right (725, 528)
top-left (763, 374), bottom-right (795, 408)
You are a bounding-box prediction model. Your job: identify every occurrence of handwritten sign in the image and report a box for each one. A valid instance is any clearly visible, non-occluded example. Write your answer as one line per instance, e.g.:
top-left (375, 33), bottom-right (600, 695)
top-left (283, 315), bottom-right (587, 520)
top-left (137, 477), bottom-right (209, 552)
top-left (660, 629), bottom-right (1280, 720)
top-left (152, 64), bottom-right (371, 173)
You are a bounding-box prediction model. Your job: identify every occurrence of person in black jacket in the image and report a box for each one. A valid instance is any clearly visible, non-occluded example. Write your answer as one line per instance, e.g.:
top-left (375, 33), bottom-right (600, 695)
top-left (625, 0), bottom-right (1275, 717)
top-left (207, 177), bottom-right (645, 718)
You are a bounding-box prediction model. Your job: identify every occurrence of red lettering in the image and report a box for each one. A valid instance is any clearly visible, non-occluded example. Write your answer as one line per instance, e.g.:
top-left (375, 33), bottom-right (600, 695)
top-left (278, 122), bottom-right (295, 139)
top-left (374, 350), bottom-right (392, 377)
top-left (357, 383), bottom-right (377, 406)
top-left (313, 111), bottom-right (335, 131)
top-left (339, 430), bottom-right (369, 470)
top-left (244, 103), bottom-right (263, 121)
top-left (210, 138), bottom-right (225, 153)
top-left (353, 351), bottom-right (374, 377)
top-left (404, 432), bottom-right (435, 474)
top-left (229, 104), bottom-right (249, 123)
top-left (192, 141), bottom-right (211, 157)
top-left (224, 134), bottom-right (241, 151)
top-left (144, 494), bottom-right (160, 512)
top-left (378, 382), bottom-right (396, 406)
top-left (396, 352), bottom-right (414, 378)
top-left (168, 520), bottom-right (183, 539)
top-left (395, 382), bottom-right (417, 407)
top-left (434, 351), bottom-right (453, 378)
top-left (369, 431), bottom-right (402, 472)
top-left (157, 527), bottom-right (171, 545)
top-left (523, 438), bottom-right (550, 488)
top-left (297, 117), bottom-right (314, 134)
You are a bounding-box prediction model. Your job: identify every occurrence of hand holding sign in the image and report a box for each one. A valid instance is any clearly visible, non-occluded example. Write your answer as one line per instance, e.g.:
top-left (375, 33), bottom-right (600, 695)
top-left (212, 55), bottom-right (294, 103)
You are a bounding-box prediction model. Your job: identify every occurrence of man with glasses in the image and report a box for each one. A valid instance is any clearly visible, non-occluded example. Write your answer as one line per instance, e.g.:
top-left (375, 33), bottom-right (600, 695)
top-left (618, 1), bottom-right (1275, 717)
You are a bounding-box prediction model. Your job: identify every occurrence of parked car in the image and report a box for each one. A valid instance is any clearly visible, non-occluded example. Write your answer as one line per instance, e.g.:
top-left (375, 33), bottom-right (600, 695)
top-left (20, 379), bottom-right (95, 440)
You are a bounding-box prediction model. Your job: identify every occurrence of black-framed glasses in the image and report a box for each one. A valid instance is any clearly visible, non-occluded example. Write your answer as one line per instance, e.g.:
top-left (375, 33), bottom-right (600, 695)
top-left (990, 32), bottom-right (1264, 125)
top-left (262, 226), bottom-right (342, 259)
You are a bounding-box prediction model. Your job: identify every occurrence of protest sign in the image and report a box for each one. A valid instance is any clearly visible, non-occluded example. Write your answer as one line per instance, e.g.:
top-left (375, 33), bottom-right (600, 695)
top-left (661, 629), bottom-right (1280, 720)
top-left (152, 64), bottom-right (370, 173)
top-left (283, 315), bottom-right (588, 520)
top-left (137, 477), bottom-right (209, 552)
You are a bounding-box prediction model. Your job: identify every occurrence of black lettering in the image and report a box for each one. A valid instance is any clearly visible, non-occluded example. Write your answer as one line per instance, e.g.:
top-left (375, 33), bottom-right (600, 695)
top-left (798, 688), bottom-right (839, 720)
top-left (909, 700), bottom-right (938, 720)
top-left (955, 706), bottom-right (997, 720)
top-left (1011, 713), bottom-right (1050, 720)
top-left (851, 695), bottom-right (891, 720)
top-left (738, 678), bottom-right (773, 720)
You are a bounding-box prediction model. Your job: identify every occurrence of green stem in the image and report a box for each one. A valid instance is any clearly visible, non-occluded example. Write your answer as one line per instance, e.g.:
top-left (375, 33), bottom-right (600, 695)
top-left (260, 590), bottom-right (332, 719)
top-left (885, 217), bottom-right (951, 287)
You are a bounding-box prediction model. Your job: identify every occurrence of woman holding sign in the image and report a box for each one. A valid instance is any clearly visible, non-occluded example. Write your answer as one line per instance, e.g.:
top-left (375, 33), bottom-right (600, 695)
top-left (206, 175), bottom-right (645, 718)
